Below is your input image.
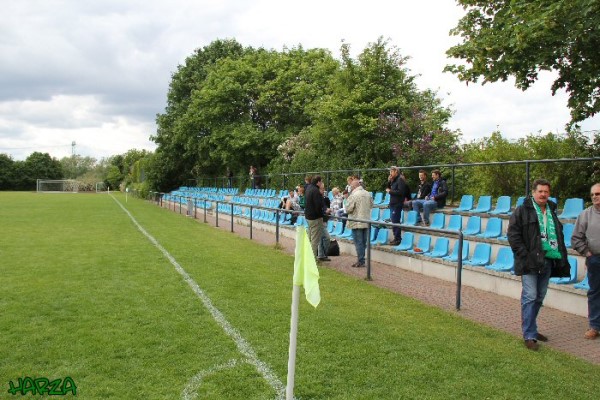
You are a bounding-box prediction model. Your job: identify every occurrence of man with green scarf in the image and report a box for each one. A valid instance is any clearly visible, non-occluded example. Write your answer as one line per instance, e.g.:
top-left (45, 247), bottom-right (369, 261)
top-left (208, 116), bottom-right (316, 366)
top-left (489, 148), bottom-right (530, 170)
top-left (507, 179), bottom-right (570, 351)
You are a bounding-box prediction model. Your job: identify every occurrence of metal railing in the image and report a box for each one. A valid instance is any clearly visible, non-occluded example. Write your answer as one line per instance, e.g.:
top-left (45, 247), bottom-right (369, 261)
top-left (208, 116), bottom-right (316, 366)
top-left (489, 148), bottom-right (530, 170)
top-left (148, 191), bottom-right (466, 310)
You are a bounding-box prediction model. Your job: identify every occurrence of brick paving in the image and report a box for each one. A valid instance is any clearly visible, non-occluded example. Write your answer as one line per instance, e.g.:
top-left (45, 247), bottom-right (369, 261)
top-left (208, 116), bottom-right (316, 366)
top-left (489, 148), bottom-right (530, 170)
top-left (183, 208), bottom-right (600, 365)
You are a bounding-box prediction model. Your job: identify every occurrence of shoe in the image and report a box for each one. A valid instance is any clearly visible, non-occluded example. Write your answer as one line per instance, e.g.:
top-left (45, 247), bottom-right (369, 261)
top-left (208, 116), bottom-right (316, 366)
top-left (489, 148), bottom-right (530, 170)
top-left (536, 333), bottom-right (548, 342)
top-left (584, 328), bottom-right (599, 340)
top-left (317, 257), bottom-right (331, 262)
top-left (524, 339), bottom-right (539, 351)
top-left (389, 239), bottom-right (401, 246)
top-left (356, 263), bottom-right (366, 268)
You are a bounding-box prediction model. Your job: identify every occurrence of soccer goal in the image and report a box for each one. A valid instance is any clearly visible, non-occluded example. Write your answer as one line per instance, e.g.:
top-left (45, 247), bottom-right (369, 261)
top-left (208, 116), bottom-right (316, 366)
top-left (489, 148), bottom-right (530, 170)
top-left (36, 179), bottom-right (81, 193)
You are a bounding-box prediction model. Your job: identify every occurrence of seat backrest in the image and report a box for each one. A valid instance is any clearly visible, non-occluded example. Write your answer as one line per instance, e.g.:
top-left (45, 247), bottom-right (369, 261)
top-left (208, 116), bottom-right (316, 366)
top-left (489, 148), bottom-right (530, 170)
top-left (416, 235), bottom-right (431, 252)
top-left (457, 195), bottom-right (474, 209)
top-left (485, 217), bottom-right (502, 234)
top-left (430, 213), bottom-right (445, 229)
top-left (433, 237), bottom-right (449, 253)
top-left (567, 255), bottom-right (578, 281)
top-left (494, 196), bottom-right (511, 212)
top-left (447, 214), bottom-right (462, 231)
top-left (370, 208), bottom-right (380, 221)
top-left (495, 247), bottom-right (514, 266)
top-left (404, 210), bottom-right (418, 225)
top-left (448, 240), bottom-right (469, 259)
top-left (562, 223), bottom-right (575, 247)
top-left (373, 192), bottom-right (384, 204)
top-left (472, 243), bottom-right (491, 261)
top-left (400, 232), bottom-right (414, 247)
top-left (465, 216), bottom-right (481, 231)
top-left (380, 208), bottom-right (391, 220)
top-left (474, 195), bottom-right (492, 211)
top-left (560, 198), bottom-right (584, 218)
top-left (515, 196), bottom-right (525, 208)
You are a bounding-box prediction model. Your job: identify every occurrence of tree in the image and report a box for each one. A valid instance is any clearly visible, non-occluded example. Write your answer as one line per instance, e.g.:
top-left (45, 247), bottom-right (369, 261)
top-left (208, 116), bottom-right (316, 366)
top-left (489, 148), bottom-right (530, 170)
top-left (0, 153), bottom-right (15, 190)
top-left (16, 152), bottom-right (63, 190)
top-left (445, 0), bottom-right (600, 124)
top-left (60, 155), bottom-right (97, 179)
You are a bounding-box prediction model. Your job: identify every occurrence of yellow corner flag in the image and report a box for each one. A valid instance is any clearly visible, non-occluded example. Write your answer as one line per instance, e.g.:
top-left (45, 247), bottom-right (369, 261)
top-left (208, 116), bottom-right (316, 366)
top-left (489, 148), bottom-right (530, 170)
top-left (293, 226), bottom-right (321, 308)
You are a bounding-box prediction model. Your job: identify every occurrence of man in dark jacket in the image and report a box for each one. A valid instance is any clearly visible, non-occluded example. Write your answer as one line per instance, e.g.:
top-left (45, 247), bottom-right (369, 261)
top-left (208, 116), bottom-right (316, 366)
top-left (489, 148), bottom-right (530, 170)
top-left (411, 169), bottom-right (447, 226)
top-left (305, 175), bottom-right (326, 259)
top-left (386, 166), bottom-right (411, 245)
top-left (507, 178), bottom-right (570, 351)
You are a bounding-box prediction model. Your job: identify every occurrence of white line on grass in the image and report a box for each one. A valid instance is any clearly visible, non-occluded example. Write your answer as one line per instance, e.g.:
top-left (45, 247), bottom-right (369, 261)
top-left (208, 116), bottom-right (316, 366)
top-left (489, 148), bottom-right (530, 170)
top-left (111, 196), bottom-right (286, 399)
top-left (181, 358), bottom-right (240, 400)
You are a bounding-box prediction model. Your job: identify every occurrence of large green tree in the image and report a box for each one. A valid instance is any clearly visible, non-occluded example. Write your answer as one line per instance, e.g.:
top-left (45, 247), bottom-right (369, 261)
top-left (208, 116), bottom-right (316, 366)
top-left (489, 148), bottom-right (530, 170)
top-left (445, 0), bottom-right (600, 124)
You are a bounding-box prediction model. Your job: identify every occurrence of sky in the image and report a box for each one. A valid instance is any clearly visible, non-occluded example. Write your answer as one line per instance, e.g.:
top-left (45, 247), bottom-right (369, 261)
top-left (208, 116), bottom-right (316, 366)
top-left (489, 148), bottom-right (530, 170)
top-left (1, 0), bottom-right (598, 161)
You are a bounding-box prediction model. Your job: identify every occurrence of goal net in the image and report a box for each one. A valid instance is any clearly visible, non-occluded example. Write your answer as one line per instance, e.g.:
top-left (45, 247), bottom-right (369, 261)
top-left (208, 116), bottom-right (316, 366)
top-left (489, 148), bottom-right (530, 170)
top-left (36, 179), bottom-right (81, 193)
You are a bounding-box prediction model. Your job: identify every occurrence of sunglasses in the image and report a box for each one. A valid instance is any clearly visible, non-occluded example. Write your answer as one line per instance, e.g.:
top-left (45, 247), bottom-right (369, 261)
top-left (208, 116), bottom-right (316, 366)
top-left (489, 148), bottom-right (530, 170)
top-left (592, 193), bottom-right (600, 197)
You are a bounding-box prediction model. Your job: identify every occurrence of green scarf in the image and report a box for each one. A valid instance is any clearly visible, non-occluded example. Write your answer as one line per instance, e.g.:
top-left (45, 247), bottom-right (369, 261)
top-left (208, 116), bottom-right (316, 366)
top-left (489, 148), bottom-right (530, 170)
top-left (532, 201), bottom-right (562, 259)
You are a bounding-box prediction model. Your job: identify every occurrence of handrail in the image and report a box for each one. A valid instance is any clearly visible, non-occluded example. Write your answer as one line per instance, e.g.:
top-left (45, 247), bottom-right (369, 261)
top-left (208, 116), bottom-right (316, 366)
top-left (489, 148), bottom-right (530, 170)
top-left (151, 191), bottom-right (466, 311)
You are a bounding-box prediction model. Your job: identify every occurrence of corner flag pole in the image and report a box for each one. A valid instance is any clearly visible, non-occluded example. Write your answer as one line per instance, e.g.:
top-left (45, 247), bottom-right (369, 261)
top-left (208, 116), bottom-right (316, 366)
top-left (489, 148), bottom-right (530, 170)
top-left (286, 226), bottom-right (320, 400)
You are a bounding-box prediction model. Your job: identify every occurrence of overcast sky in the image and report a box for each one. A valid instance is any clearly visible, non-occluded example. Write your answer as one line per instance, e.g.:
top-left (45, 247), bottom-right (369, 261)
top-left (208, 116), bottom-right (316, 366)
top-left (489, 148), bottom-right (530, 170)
top-left (1, 0), bottom-right (598, 161)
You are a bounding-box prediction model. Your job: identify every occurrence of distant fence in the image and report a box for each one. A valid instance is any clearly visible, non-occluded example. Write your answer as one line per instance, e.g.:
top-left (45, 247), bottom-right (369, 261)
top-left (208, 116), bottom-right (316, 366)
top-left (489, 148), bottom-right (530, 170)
top-left (193, 157), bottom-right (600, 206)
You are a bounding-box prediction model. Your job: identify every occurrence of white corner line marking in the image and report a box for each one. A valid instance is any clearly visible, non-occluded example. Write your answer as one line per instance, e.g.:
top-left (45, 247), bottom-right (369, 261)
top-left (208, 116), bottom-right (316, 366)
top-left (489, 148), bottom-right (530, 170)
top-left (111, 196), bottom-right (285, 399)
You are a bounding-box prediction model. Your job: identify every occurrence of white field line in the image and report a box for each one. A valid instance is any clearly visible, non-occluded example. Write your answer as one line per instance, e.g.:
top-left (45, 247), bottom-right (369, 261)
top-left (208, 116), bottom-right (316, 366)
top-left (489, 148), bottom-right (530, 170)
top-left (111, 196), bottom-right (285, 399)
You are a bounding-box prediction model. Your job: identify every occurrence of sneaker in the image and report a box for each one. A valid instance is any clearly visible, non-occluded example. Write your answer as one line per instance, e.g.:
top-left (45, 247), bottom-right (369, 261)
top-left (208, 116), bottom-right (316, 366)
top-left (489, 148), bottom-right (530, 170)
top-left (584, 328), bottom-right (599, 340)
top-left (351, 262), bottom-right (365, 268)
top-left (524, 339), bottom-right (539, 351)
top-left (317, 257), bottom-right (331, 262)
top-left (389, 239), bottom-right (401, 246)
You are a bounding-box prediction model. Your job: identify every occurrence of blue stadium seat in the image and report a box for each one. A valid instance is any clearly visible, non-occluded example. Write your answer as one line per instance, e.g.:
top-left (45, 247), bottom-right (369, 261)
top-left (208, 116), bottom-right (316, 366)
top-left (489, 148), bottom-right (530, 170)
top-left (371, 228), bottom-right (389, 245)
top-left (485, 247), bottom-right (514, 272)
top-left (574, 275), bottom-right (590, 290)
top-left (442, 241), bottom-right (470, 262)
top-left (402, 210), bottom-right (418, 226)
top-left (370, 208), bottom-right (380, 221)
top-left (469, 195), bottom-right (492, 213)
top-left (489, 196), bottom-right (512, 215)
top-left (477, 217), bottom-right (502, 239)
top-left (339, 228), bottom-right (353, 239)
top-left (373, 192), bottom-right (384, 205)
top-left (464, 243), bottom-right (492, 266)
top-left (423, 237), bottom-right (449, 258)
top-left (407, 235), bottom-right (431, 254)
top-left (550, 256), bottom-right (578, 284)
top-left (446, 214), bottom-right (463, 231)
top-left (558, 198), bottom-right (584, 219)
top-left (393, 232), bottom-right (414, 252)
top-left (562, 223), bottom-right (574, 248)
top-left (330, 222), bottom-right (345, 237)
top-left (462, 216), bottom-right (481, 236)
top-left (327, 220), bottom-right (336, 233)
top-left (380, 208), bottom-right (391, 221)
top-left (453, 195), bottom-right (474, 212)
top-left (381, 193), bottom-right (390, 206)
top-left (429, 213), bottom-right (445, 230)
top-left (294, 216), bottom-right (306, 227)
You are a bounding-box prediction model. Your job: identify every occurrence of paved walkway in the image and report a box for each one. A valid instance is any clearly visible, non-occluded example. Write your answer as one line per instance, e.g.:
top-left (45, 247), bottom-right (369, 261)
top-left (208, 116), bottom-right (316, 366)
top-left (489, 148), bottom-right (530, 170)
top-left (186, 208), bottom-right (600, 365)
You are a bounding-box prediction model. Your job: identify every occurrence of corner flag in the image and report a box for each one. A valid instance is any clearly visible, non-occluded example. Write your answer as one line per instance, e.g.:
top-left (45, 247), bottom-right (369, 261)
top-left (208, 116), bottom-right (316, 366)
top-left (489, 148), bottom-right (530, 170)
top-left (293, 226), bottom-right (320, 308)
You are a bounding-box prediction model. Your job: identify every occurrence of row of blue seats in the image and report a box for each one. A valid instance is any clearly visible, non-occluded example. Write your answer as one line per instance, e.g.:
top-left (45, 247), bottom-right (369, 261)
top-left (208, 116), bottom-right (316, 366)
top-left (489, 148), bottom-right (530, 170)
top-left (453, 195), bottom-right (584, 219)
top-left (178, 186), bottom-right (239, 195)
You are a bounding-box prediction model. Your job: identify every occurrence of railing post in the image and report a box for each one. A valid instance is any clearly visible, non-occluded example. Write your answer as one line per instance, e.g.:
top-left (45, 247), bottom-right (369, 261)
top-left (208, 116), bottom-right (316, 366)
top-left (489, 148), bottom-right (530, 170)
top-left (230, 203), bottom-right (234, 233)
top-left (456, 232), bottom-right (464, 311)
top-left (216, 201), bottom-right (219, 227)
top-left (204, 199), bottom-right (207, 223)
top-left (451, 166), bottom-right (456, 205)
top-left (275, 209), bottom-right (280, 244)
top-left (525, 161), bottom-right (531, 195)
top-left (366, 222), bottom-right (372, 280)
top-left (250, 206), bottom-right (253, 240)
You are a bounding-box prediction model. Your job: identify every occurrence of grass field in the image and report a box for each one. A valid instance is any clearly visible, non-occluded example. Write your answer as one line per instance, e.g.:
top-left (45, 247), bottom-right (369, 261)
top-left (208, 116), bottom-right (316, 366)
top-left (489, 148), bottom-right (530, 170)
top-left (1, 191), bottom-right (599, 399)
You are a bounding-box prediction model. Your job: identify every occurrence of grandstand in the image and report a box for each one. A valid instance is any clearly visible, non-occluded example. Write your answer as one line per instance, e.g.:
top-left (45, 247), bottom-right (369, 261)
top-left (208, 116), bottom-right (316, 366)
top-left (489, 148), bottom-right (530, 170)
top-left (157, 186), bottom-right (589, 317)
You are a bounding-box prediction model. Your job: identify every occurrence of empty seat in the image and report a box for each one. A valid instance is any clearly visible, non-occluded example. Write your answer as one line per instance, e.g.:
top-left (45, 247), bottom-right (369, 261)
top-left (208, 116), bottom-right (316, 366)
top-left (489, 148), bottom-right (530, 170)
top-left (515, 196), bottom-right (526, 208)
top-left (485, 247), bottom-right (514, 272)
top-left (327, 220), bottom-right (336, 233)
top-left (563, 223), bottom-right (574, 248)
top-left (402, 210), bottom-right (418, 226)
top-left (446, 214), bottom-right (463, 231)
top-left (558, 198), bottom-right (584, 219)
top-left (453, 195), bottom-right (474, 212)
top-left (393, 232), bottom-right (414, 251)
top-left (469, 195), bottom-right (492, 213)
top-left (423, 237), bottom-right (450, 258)
top-left (464, 243), bottom-right (492, 266)
top-left (370, 208), bottom-right (380, 221)
top-left (373, 192), bottom-right (384, 205)
top-left (477, 217), bottom-right (502, 239)
top-left (380, 208), bottom-right (391, 221)
top-left (330, 222), bottom-right (345, 237)
top-left (407, 235), bottom-right (431, 254)
top-left (339, 228), bottom-right (353, 239)
top-left (462, 216), bottom-right (482, 236)
top-left (442, 241), bottom-right (470, 262)
top-left (550, 256), bottom-right (578, 284)
top-left (371, 228), bottom-right (389, 245)
top-left (429, 213), bottom-right (445, 230)
top-left (574, 275), bottom-right (590, 291)
top-left (381, 193), bottom-right (390, 206)
top-left (294, 215), bottom-right (306, 227)
top-left (489, 196), bottom-right (512, 215)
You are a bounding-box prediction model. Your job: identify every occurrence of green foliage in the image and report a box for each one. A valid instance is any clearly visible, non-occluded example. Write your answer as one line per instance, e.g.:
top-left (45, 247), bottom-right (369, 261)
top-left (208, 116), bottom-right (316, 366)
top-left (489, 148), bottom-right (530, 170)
top-left (446, 0), bottom-right (600, 124)
top-left (0, 153), bottom-right (16, 190)
top-left (59, 155), bottom-right (97, 179)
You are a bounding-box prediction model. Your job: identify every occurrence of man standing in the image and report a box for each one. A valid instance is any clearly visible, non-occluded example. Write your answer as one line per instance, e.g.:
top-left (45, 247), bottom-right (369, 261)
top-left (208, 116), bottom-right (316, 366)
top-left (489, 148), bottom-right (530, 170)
top-left (412, 169), bottom-right (447, 226)
top-left (304, 175), bottom-right (326, 260)
top-left (386, 167), bottom-right (410, 245)
top-left (346, 178), bottom-right (373, 268)
top-left (571, 183), bottom-right (600, 340)
top-left (507, 179), bottom-right (570, 351)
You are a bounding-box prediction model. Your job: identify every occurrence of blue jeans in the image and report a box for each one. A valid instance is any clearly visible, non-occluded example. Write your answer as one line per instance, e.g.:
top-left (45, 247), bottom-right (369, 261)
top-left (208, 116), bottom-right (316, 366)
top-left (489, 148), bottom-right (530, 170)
top-left (390, 204), bottom-right (403, 242)
top-left (352, 228), bottom-right (368, 265)
top-left (586, 255), bottom-right (600, 330)
top-left (318, 222), bottom-right (331, 258)
top-left (521, 259), bottom-right (553, 340)
top-left (412, 199), bottom-right (438, 224)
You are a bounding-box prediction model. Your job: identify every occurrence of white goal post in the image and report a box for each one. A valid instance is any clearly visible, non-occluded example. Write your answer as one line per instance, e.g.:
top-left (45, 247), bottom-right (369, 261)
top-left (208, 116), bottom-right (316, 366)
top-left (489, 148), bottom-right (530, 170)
top-left (36, 179), bottom-right (81, 193)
